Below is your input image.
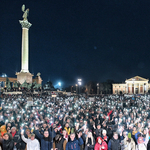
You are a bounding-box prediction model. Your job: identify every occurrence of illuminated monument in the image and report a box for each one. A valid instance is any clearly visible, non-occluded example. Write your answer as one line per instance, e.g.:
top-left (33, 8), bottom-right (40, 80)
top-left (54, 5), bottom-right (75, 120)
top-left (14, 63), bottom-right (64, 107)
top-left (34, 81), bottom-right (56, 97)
top-left (16, 5), bottom-right (33, 84)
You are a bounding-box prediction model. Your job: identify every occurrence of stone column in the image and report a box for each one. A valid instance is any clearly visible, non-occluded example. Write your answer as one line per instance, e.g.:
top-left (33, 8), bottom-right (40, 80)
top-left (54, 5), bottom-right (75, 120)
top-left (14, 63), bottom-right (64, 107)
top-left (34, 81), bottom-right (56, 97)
top-left (139, 84), bottom-right (140, 94)
top-left (130, 84), bottom-right (132, 94)
top-left (143, 84), bottom-right (145, 94)
top-left (126, 84), bottom-right (128, 94)
top-left (134, 84), bottom-right (136, 94)
top-left (19, 20), bottom-right (32, 73)
top-left (146, 83), bottom-right (148, 93)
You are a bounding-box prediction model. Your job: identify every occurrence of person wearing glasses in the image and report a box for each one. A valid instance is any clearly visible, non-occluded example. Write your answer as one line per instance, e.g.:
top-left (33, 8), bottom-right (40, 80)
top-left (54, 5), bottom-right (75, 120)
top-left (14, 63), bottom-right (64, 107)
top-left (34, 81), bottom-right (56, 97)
top-left (35, 126), bottom-right (54, 150)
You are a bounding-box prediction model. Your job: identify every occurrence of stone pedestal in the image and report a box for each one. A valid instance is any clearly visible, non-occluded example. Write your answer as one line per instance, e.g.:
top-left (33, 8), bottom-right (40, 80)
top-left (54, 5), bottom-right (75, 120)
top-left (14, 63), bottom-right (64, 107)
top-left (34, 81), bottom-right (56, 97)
top-left (16, 72), bottom-right (33, 84)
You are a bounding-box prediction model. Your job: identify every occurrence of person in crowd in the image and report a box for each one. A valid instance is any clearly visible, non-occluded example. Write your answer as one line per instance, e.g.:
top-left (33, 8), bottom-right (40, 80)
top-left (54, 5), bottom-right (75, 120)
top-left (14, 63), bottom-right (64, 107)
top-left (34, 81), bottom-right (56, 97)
top-left (35, 126), bottom-right (53, 150)
top-left (94, 137), bottom-right (108, 150)
top-left (108, 132), bottom-right (120, 150)
top-left (123, 133), bottom-right (135, 150)
top-left (136, 128), bottom-right (149, 150)
top-left (64, 123), bottom-right (71, 135)
top-left (102, 130), bottom-right (109, 143)
top-left (53, 134), bottom-right (67, 150)
top-left (62, 129), bottom-right (68, 141)
top-left (95, 124), bottom-right (103, 138)
top-left (0, 133), bottom-right (14, 150)
top-left (66, 133), bottom-right (83, 150)
top-left (11, 126), bottom-right (21, 150)
top-left (84, 131), bottom-right (95, 150)
top-left (82, 128), bottom-right (89, 143)
top-left (21, 131), bottom-right (40, 150)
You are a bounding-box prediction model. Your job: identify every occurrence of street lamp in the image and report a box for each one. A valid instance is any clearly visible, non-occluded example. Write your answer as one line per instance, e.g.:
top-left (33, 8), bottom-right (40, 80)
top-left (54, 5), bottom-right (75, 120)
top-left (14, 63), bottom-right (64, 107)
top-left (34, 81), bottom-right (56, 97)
top-left (97, 83), bottom-right (99, 95)
top-left (58, 82), bottom-right (61, 87)
top-left (78, 79), bottom-right (82, 94)
top-left (58, 82), bottom-right (61, 90)
top-left (75, 84), bottom-right (78, 94)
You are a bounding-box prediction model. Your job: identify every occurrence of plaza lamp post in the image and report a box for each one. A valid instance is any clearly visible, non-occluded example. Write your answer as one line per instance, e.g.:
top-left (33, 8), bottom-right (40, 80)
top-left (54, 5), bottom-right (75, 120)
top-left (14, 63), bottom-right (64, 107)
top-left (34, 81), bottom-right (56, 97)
top-left (97, 83), bottom-right (99, 95)
top-left (75, 84), bottom-right (78, 95)
top-left (78, 79), bottom-right (82, 94)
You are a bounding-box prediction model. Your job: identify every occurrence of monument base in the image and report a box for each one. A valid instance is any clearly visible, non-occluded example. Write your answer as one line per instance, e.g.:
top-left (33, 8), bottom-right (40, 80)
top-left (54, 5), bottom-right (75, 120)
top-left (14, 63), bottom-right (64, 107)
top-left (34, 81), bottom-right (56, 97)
top-left (16, 72), bottom-right (33, 84)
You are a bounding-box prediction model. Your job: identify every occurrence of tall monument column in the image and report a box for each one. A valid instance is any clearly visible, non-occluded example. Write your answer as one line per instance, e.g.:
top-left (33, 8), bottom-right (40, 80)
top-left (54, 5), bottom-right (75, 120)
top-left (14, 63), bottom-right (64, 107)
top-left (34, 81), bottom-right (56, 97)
top-left (20, 20), bottom-right (31, 72)
top-left (16, 5), bottom-right (33, 84)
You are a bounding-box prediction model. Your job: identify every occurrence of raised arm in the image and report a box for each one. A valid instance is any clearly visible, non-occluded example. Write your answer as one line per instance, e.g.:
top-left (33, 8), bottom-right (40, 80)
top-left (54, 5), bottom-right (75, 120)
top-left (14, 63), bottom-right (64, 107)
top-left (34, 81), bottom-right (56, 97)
top-left (35, 129), bottom-right (43, 140)
top-left (21, 135), bottom-right (28, 143)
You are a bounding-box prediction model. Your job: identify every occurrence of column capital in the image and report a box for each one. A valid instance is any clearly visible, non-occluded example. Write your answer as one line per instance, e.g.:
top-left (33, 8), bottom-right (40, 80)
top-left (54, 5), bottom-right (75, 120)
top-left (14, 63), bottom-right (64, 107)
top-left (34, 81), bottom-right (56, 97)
top-left (19, 20), bottom-right (32, 29)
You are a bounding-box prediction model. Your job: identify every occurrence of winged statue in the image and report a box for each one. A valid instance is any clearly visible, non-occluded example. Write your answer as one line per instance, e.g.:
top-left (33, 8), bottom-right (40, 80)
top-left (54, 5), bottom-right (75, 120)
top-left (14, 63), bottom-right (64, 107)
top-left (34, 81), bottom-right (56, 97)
top-left (21, 4), bottom-right (29, 20)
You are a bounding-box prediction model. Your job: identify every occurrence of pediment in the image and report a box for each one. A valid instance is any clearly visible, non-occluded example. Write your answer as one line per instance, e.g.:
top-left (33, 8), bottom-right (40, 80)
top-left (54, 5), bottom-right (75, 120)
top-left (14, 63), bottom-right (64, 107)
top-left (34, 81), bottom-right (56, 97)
top-left (126, 76), bottom-right (148, 82)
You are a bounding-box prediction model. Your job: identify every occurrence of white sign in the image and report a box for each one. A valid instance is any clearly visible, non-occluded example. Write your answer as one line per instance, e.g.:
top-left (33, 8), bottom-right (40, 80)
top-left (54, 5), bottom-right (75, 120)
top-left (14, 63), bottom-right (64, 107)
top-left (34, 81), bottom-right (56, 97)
top-left (89, 97), bottom-right (95, 101)
top-left (27, 100), bottom-right (33, 106)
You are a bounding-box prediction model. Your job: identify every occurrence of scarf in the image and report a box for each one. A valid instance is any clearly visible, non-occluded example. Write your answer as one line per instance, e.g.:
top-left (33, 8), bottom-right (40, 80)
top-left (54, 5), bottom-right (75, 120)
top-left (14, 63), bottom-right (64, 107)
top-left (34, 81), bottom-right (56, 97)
top-left (132, 130), bottom-right (137, 135)
top-left (43, 136), bottom-right (52, 142)
top-left (12, 131), bottom-right (16, 137)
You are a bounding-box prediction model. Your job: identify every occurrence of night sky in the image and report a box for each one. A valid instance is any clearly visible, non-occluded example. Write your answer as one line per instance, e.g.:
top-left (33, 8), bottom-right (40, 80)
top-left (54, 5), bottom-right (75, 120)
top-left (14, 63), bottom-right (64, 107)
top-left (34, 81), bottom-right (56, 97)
top-left (1, 0), bottom-right (150, 87)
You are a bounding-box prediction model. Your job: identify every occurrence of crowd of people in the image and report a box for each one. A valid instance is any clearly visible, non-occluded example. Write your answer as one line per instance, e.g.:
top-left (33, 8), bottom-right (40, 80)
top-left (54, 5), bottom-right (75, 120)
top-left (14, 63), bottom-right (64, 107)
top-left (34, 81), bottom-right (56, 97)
top-left (0, 93), bottom-right (149, 150)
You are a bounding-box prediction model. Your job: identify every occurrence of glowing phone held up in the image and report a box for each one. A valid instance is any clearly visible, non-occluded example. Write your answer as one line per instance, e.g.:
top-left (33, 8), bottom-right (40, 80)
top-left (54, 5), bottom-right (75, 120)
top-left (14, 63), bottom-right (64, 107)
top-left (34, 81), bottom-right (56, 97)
top-left (21, 129), bottom-right (24, 134)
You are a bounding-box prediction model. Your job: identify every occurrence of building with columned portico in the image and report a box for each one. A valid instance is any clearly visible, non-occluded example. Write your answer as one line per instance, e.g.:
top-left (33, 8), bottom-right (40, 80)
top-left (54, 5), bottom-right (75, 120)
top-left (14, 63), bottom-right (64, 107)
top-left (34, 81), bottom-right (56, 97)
top-left (112, 76), bottom-right (150, 94)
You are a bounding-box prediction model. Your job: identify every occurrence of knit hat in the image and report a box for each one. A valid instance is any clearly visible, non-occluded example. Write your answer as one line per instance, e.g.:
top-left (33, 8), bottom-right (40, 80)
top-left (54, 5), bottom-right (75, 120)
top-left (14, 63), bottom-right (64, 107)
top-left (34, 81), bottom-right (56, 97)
top-left (128, 133), bottom-right (131, 139)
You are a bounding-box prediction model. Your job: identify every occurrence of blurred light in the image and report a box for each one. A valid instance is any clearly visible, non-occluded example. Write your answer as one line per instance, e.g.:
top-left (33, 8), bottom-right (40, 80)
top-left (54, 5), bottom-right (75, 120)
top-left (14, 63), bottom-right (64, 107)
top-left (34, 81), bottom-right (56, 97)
top-left (2, 73), bottom-right (7, 77)
top-left (78, 79), bottom-right (82, 85)
top-left (58, 82), bottom-right (61, 86)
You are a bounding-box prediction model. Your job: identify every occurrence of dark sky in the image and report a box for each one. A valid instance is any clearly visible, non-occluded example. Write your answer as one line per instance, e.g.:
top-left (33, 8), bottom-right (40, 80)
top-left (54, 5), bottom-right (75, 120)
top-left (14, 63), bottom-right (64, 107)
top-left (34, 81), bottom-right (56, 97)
top-left (1, 0), bottom-right (150, 87)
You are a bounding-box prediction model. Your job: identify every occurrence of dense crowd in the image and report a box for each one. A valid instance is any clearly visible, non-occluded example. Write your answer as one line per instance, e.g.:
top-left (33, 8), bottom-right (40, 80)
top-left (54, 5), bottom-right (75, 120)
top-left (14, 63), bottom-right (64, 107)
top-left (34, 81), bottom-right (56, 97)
top-left (0, 93), bottom-right (149, 150)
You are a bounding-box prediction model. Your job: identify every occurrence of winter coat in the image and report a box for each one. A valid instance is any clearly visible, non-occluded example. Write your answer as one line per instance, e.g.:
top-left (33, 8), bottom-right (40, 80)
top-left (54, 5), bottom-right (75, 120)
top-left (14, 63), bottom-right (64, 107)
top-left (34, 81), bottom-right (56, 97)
top-left (108, 137), bottom-right (120, 150)
top-left (123, 138), bottom-right (135, 150)
top-left (53, 137), bottom-right (67, 150)
top-left (0, 133), bottom-right (14, 150)
top-left (66, 137), bottom-right (83, 150)
top-left (35, 130), bottom-right (52, 150)
top-left (94, 141), bottom-right (108, 150)
top-left (95, 128), bottom-right (103, 138)
top-left (11, 131), bottom-right (22, 149)
top-left (21, 135), bottom-right (40, 150)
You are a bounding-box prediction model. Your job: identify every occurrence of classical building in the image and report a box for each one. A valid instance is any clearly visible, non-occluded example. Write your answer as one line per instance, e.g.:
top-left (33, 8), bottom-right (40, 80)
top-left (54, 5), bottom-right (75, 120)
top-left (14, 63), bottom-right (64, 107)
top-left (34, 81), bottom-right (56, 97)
top-left (112, 76), bottom-right (150, 94)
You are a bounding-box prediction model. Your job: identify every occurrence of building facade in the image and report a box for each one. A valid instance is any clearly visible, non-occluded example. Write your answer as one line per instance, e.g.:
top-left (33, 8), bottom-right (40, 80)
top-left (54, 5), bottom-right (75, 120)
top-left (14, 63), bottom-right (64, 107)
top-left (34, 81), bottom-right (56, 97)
top-left (113, 76), bottom-right (150, 94)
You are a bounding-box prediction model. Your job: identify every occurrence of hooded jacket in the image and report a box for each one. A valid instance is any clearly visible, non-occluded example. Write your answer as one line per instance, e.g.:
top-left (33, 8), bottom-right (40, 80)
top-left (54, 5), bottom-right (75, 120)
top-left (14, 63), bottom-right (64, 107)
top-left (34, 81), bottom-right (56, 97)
top-left (21, 135), bottom-right (40, 150)
top-left (94, 137), bottom-right (108, 150)
top-left (66, 137), bottom-right (83, 150)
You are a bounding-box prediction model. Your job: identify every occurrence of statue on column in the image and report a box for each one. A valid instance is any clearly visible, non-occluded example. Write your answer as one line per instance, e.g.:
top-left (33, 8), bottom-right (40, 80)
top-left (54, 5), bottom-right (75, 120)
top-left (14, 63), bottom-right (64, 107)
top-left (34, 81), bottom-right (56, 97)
top-left (21, 4), bottom-right (29, 21)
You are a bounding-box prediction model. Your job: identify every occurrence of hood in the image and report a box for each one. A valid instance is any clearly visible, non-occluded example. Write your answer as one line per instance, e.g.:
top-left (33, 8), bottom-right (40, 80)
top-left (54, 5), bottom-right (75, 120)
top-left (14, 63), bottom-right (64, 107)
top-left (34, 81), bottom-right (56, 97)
top-left (96, 137), bottom-right (103, 143)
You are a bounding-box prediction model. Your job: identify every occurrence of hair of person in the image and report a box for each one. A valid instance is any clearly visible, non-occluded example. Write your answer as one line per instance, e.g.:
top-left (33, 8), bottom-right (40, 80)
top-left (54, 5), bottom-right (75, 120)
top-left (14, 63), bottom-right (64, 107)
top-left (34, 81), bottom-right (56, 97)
top-left (30, 133), bottom-right (35, 137)
top-left (113, 132), bottom-right (118, 136)
top-left (102, 129), bottom-right (107, 134)
top-left (11, 126), bottom-right (16, 130)
top-left (85, 132), bottom-right (94, 145)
